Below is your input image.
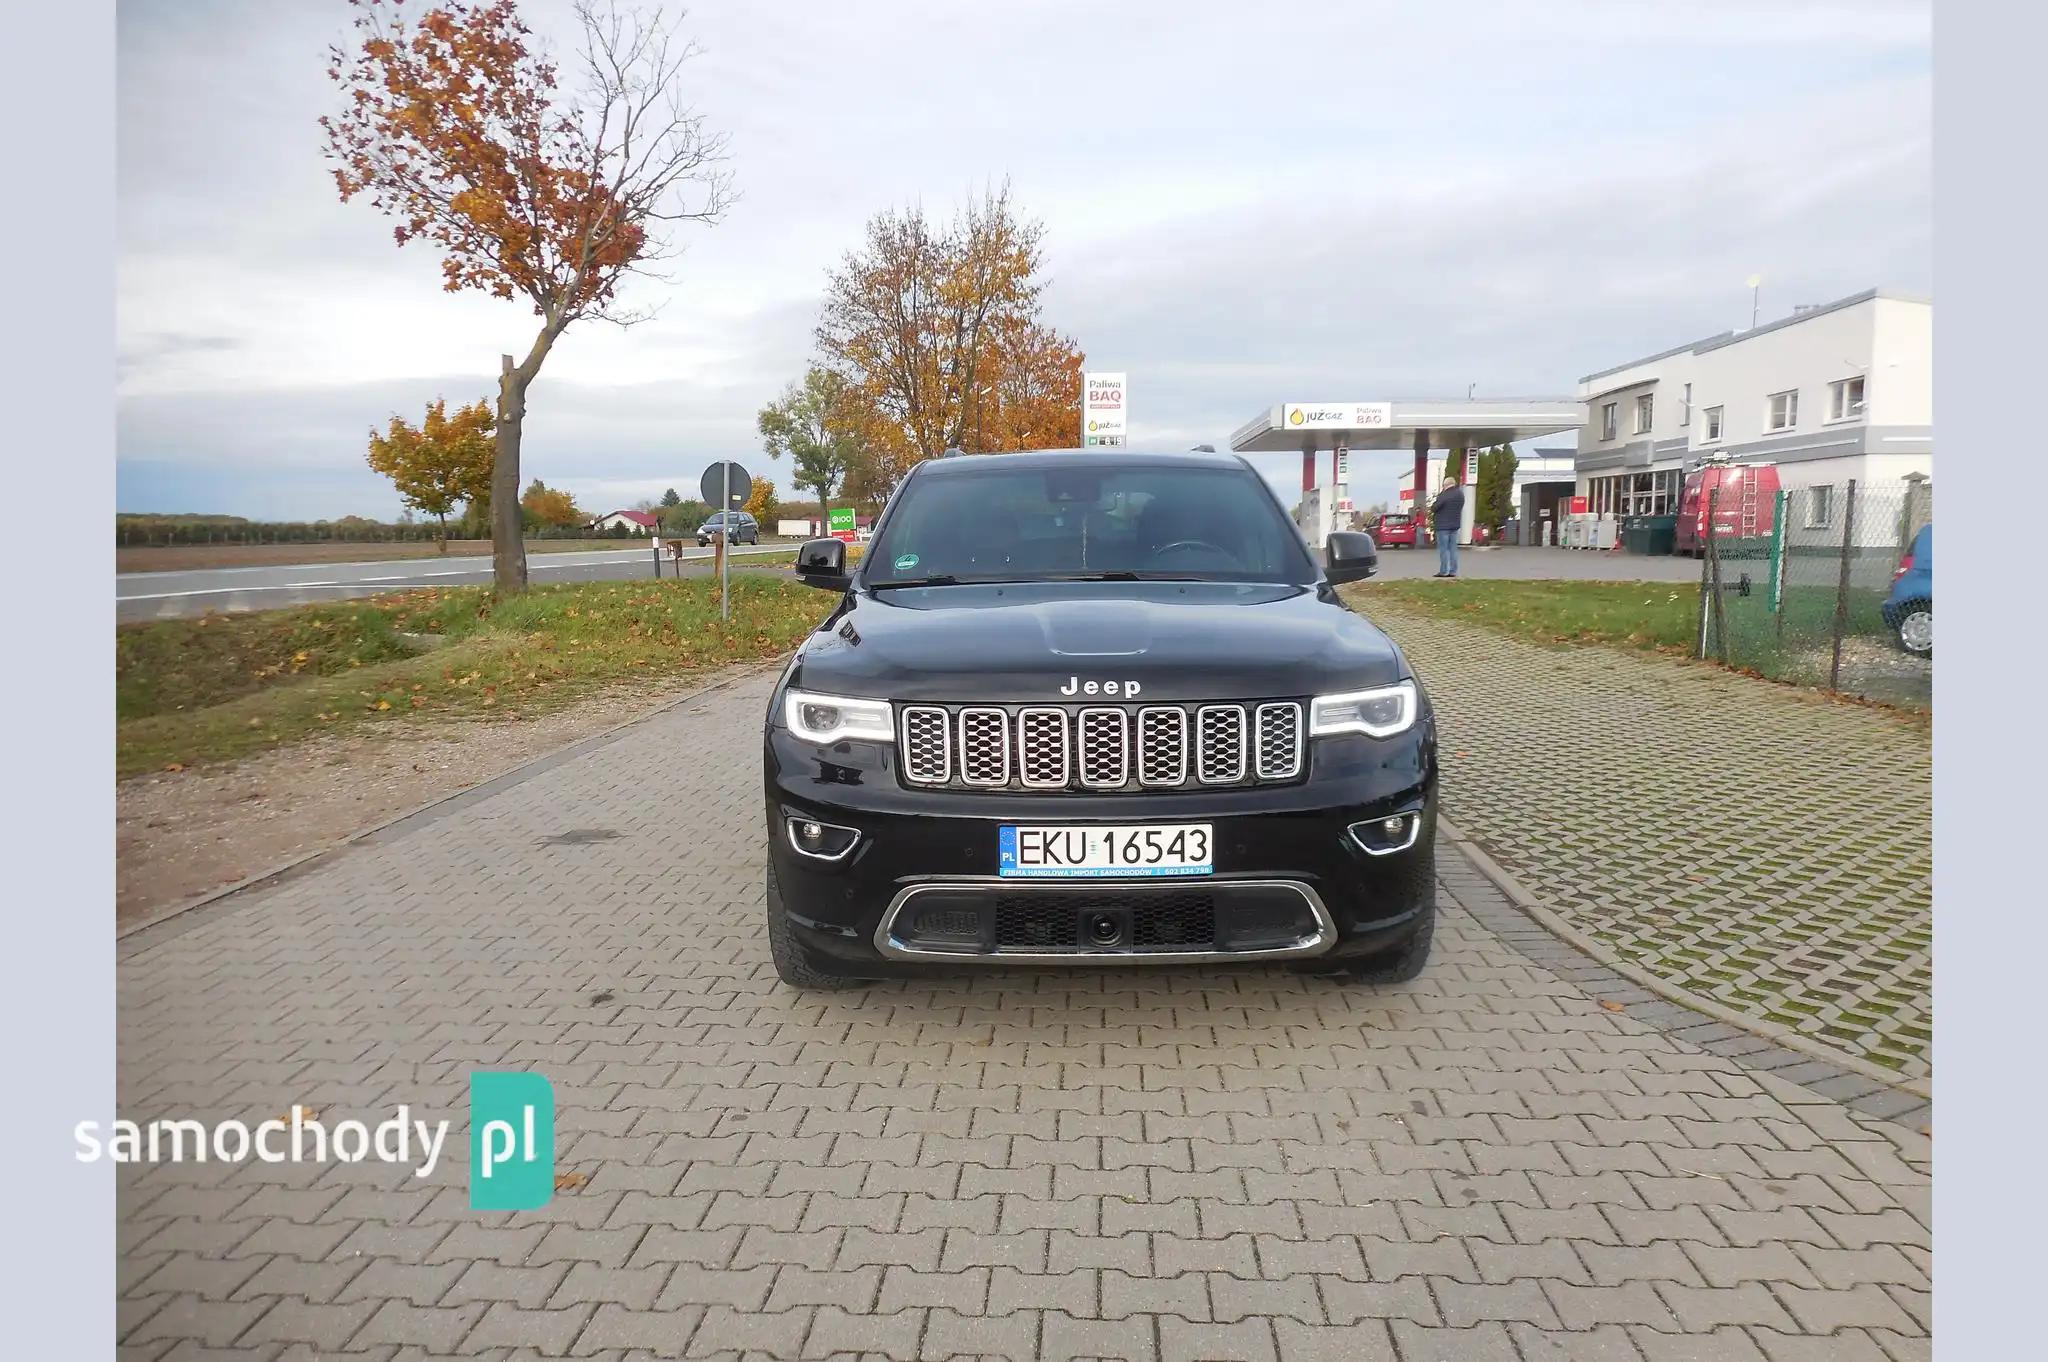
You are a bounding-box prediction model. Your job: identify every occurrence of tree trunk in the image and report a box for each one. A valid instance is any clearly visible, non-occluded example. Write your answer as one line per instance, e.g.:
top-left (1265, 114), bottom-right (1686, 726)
top-left (493, 326), bottom-right (562, 593)
top-left (437, 512), bottom-right (449, 553)
top-left (494, 354), bottom-right (530, 593)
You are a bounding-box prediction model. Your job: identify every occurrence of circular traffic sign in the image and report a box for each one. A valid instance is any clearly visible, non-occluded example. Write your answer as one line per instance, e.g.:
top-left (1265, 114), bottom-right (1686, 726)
top-left (699, 461), bottom-right (753, 509)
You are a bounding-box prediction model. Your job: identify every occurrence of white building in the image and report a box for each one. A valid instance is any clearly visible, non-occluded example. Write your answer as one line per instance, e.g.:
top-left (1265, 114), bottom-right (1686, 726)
top-left (1574, 287), bottom-right (1932, 517)
top-left (587, 509), bottom-right (659, 534)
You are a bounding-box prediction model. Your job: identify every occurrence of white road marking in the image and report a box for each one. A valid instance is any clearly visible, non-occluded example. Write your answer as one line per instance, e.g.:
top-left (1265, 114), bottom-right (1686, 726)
top-left (118, 582), bottom-right (352, 601)
top-left (116, 543), bottom-right (792, 602)
top-left (113, 546), bottom-right (658, 580)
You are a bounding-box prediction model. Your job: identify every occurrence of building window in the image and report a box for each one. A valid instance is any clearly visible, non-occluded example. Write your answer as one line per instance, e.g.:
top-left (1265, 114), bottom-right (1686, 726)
top-left (1703, 406), bottom-right (1723, 442)
top-left (1807, 484), bottom-right (1834, 529)
top-left (1590, 469), bottom-right (1682, 517)
top-left (1828, 376), bottom-right (1866, 421)
top-left (1767, 389), bottom-right (1799, 431)
top-left (1634, 393), bottom-right (1654, 435)
top-left (1600, 402), bottom-right (1618, 442)
top-left (1681, 383), bottom-right (1691, 427)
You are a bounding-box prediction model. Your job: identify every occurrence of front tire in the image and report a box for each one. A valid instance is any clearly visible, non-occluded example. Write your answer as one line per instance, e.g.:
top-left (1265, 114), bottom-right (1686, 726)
top-left (1353, 889), bottom-right (1436, 983)
top-left (765, 858), bottom-right (857, 990)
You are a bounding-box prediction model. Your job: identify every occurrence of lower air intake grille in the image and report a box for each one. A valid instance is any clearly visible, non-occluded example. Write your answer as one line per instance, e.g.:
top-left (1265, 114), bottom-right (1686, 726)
top-left (992, 892), bottom-right (1216, 952)
top-left (881, 882), bottom-right (1325, 959)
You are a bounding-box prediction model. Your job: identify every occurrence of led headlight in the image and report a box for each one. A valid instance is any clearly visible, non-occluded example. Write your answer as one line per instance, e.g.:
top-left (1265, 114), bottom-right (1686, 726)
top-left (783, 689), bottom-right (895, 745)
top-left (1309, 679), bottom-right (1418, 739)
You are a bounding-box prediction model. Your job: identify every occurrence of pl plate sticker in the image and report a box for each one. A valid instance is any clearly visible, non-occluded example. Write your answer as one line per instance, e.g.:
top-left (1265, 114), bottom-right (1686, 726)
top-left (894, 553), bottom-right (919, 571)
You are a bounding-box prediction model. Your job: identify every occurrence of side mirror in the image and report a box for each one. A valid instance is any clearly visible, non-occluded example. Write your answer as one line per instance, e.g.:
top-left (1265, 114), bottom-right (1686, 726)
top-left (795, 537), bottom-right (849, 591)
top-left (1325, 530), bottom-right (1378, 585)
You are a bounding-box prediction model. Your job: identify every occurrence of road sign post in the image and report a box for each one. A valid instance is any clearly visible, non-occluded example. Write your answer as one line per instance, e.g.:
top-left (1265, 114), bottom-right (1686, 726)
top-left (698, 461), bottom-right (754, 623)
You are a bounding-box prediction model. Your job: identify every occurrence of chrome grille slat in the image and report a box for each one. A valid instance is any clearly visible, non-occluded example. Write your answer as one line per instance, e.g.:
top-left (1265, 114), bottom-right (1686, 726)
top-left (895, 701), bottom-right (1303, 791)
top-left (1137, 707), bottom-right (1188, 787)
top-left (901, 706), bottom-right (950, 784)
top-left (1196, 705), bottom-right (1247, 785)
top-left (1254, 702), bottom-right (1303, 780)
top-left (957, 707), bottom-right (1010, 786)
top-left (1076, 707), bottom-right (1128, 788)
top-left (1016, 708), bottom-right (1069, 788)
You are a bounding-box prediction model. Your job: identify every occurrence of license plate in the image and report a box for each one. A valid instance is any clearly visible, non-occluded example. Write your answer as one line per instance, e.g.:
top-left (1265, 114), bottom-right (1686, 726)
top-left (998, 823), bottom-right (1212, 878)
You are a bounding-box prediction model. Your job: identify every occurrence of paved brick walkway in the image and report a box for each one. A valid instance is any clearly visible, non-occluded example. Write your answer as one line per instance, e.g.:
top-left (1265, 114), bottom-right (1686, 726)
top-left (1350, 593), bottom-right (1932, 1083)
top-left (118, 671), bottom-right (1931, 1361)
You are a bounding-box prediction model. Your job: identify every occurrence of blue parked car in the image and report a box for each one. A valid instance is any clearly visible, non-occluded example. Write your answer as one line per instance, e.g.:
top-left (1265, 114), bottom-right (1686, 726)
top-left (1880, 524), bottom-right (1932, 657)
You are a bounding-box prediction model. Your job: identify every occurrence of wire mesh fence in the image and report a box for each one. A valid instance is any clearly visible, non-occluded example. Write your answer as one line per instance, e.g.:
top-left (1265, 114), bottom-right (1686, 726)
top-left (1696, 475), bottom-right (1931, 707)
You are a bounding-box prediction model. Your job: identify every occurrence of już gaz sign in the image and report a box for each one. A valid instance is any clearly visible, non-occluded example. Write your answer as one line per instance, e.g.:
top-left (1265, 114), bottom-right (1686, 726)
top-left (1083, 372), bottom-right (1127, 448)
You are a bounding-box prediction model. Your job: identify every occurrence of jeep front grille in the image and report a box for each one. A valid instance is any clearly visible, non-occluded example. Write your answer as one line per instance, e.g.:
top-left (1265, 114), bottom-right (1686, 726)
top-left (896, 701), bottom-right (1305, 792)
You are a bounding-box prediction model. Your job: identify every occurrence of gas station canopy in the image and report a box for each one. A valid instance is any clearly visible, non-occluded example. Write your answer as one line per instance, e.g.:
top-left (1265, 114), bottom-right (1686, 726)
top-left (1230, 399), bottom-right (1585, 453)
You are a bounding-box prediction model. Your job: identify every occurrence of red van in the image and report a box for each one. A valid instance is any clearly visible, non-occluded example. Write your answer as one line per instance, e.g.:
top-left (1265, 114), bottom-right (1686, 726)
top-left (1676, 462), bottom-right (1780, 555)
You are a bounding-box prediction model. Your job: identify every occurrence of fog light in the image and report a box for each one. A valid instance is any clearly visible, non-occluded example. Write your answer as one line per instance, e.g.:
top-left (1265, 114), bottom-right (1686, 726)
top-left (1348, 812), bottom-right (1421, 857)
top-left (786, 815), bottom-right (861, 862)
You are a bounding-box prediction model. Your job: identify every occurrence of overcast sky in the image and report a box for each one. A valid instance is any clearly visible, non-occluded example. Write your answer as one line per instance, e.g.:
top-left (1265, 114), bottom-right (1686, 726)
top-left (117, 0), bottom-right (1932, 519)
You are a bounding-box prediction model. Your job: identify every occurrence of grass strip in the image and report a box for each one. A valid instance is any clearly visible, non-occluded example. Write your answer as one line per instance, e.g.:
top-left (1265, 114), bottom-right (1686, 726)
top-left (117, 575), bottom-right (832, 776)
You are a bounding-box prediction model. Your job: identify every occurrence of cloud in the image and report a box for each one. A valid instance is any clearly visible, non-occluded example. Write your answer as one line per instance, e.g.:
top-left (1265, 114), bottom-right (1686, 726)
top-left (116, 0), bottom-right (1930, 518)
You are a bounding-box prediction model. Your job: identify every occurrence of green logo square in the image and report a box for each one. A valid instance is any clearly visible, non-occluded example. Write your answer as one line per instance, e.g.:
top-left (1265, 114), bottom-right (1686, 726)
top-left (468, 1071), bottom-right (554, 1211)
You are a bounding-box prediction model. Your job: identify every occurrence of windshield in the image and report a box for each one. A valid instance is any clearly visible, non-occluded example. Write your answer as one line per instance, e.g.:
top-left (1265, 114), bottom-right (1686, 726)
top-left (864, 462), bottom-right (1315, 585)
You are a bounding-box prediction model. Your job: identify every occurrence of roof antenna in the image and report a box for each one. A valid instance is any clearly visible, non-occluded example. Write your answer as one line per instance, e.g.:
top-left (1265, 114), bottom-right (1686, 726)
top-left (1191, 443), bottom-right (1216, 453)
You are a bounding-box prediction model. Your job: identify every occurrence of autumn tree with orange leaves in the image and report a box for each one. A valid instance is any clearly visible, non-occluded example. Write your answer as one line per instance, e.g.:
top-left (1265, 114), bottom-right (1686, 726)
top-left (978, 318), bottom-right (1087, 454)
top-left (520, 478), bottom-right (584, 527)
top-left (816, 186), bottom-right (1084, 502)
top-left (365, 397), bottom-right (496, 550)
top-left (323, 0), bottom-right (731, 592)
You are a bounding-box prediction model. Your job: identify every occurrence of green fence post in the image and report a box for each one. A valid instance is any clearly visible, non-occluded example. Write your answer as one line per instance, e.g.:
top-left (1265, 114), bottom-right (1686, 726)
top-left (1767, 489), bottom-right (1787, 614)
top-left (1828, 479), bottom-right (1859, 692)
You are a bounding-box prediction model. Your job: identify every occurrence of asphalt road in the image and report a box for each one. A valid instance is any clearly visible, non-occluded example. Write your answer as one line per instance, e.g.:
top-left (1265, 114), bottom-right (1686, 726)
top-left (115, 542), bottom-right (794, 622)
top-left (117, 541), bottom-right (1704, 622)
top-left (1366, 543), bottom-right (1704, 583)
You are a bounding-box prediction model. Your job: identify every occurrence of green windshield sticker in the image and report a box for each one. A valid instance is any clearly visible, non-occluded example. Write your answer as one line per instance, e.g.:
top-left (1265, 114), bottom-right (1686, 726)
top-left (894, 553), bottom-right (919, 571)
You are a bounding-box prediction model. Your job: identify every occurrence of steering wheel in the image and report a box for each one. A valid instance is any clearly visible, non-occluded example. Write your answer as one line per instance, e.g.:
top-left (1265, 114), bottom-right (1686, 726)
top-left (1151, 538), bottom-right (1232, 562)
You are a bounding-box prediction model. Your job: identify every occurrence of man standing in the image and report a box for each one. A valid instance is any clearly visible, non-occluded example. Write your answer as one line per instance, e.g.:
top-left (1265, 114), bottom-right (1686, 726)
top-left (1431, 473), bottom-right (1467, 578)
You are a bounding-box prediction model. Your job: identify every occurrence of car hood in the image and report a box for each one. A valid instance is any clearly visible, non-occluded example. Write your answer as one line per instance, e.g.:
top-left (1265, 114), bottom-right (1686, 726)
top-left (788, 581), bottom-right (1408, 704)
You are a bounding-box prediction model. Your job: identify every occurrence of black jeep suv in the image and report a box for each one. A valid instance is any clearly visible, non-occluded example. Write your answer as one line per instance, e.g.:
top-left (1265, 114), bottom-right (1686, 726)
top-left (761, 450), bottom-right (1438, 988)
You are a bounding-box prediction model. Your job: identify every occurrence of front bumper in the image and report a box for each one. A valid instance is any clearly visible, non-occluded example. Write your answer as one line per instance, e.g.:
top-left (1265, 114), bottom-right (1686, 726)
top-left (763, 717), bottom-right (1437, 973)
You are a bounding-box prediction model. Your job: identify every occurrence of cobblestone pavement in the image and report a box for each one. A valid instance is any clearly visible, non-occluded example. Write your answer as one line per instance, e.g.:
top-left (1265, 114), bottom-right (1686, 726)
top-left (118, 670), bottom-right (1931, 1361)
top-left (1349, 592), bottom-right (1932, 1082)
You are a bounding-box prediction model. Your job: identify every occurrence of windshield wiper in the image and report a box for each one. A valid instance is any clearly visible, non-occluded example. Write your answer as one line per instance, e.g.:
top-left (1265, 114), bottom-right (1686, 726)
top-left (871, 574), bottom-right (1052, 590)
top-left (868, 574), bottom-right (962, 590)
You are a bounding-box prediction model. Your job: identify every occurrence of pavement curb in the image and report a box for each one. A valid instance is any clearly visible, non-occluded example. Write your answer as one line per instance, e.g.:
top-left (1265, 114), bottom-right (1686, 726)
top-left (117, 661), bottom-right (784, 951)
top-left (1440, 815), bottom-right (1932, 1109)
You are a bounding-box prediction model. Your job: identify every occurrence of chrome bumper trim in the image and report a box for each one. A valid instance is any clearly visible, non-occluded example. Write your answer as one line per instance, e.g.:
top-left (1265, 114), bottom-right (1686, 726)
top-left (873, 878), bottom-right (1336, 964)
